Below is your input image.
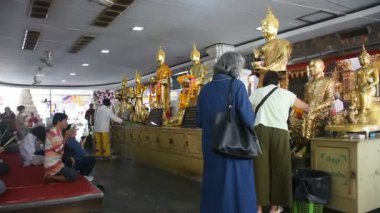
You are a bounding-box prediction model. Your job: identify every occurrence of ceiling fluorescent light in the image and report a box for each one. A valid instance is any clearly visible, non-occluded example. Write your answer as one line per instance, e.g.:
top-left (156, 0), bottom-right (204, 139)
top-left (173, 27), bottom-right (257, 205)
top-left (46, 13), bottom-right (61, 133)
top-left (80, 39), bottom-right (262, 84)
top-left (256, 26), bottom-right (262, 31)
top-left (82, 63), bottom-right (89, 67)
top-left (61, 79), bottom-right (66, 83)
top-left (131, 26), bottom-right (144, 31)
top-left (70, 73), bottom-right (76, 76)
top-left (101, 49), bottom-right (110, 53)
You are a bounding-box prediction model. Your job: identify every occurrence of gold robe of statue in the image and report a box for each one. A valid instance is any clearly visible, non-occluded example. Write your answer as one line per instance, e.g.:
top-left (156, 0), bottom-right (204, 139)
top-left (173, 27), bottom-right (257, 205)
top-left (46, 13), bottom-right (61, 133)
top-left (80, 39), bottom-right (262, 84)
top-left (291, 59), bottom-right (334, 158)
top-left (165, 75), bottom-right (193, 126)
top-left (155, 46), bottom-right (172, 117)
top-left (189, 43), bottom-right (208, 106)
top-left (117, 75), bottom-right (130, 117)
top-left (149, 76), bottom-right (158, 109)
top-left (134, 71), bottom-right (149, 122)
top-left (253, 7), bottom-right (292, 89)
top-left (350, 45), bottom-right (379, 119)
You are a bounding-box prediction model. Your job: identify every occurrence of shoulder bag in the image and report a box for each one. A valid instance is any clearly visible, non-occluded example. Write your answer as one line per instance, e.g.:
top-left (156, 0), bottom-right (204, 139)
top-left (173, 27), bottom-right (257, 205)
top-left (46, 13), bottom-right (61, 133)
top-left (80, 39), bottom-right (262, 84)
top-left (212, 79), bottom-right (267, 158)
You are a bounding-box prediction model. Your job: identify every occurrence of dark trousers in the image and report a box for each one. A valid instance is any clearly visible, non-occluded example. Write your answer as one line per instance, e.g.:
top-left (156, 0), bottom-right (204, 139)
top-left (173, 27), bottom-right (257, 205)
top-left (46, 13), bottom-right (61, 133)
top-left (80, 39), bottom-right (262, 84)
top-left (253, 124), bottom-right (292, 207)
top-left (75, 156), bottom-right (96, 176)
top-left (0, 162), bottom-right (10, 175)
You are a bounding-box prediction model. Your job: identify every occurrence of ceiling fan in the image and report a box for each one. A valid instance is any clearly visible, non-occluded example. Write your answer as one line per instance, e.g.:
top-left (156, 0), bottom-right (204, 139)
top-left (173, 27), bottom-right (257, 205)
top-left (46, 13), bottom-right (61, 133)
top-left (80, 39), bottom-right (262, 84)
top-left (40, 51), bottom-right (54, 67)
top-left (33, 75), bottom-right (42, 85)
top-left (87, 0), bottom-right (114, 7)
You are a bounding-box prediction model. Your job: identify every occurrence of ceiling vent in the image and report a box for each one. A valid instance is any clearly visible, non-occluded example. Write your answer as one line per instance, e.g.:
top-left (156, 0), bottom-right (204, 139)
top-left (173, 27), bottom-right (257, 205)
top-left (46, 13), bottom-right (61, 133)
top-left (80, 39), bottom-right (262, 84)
top-left (21, 30), bottom-right (40, 50)
top-left (68, 35), bottom-right (96, 53)
top-left (297, 11), bottom-right (336, 24)
top-left (92, 0), bottom-right (135, 27)
top-left (29, 0), bottom-right (52, 19)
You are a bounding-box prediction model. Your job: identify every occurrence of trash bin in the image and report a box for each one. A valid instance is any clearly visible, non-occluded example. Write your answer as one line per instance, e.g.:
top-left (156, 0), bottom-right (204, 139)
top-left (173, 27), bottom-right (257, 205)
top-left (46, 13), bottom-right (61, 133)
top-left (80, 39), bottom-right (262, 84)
top-left (292, 169), bottom-right (332, 213)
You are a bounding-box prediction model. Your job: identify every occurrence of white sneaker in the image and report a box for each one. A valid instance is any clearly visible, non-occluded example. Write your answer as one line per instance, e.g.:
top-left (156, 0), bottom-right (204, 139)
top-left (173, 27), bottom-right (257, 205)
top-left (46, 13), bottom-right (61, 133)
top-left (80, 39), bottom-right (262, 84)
top-left (270, 206), bottom-right (283, 213)
top-left (84, 175), bottom-right (94, 181)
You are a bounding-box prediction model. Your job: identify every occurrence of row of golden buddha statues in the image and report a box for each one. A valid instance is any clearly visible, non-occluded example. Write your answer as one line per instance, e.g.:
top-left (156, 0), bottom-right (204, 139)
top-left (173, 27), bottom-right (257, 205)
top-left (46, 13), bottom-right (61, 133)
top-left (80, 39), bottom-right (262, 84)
top-left (115, 7), bottom-right (379, 158)
top-left (116, 42), bottom-right (208, 125)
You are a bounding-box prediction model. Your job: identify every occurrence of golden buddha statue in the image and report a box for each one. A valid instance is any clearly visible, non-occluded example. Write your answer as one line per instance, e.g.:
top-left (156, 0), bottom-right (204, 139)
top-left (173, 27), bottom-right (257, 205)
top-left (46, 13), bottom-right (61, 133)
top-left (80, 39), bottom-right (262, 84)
top-left (155, 46), bottom-right (172, 118)
top-left (165, 74), bottom-right (195, 126)
top-left (253, 7), bottom-right (292, 89)
top-left (149, 76), bottom-right (159, 109)
top-left (351, 45), bottom-right (379, 119)
top-left (189, 43), bottom-right (208, 105)
top-left (290, 59), bottom-right (334, 158)
top-left (116, 75), bottom-right (131, 117)
top-left (326, 46), bottom-right (380, 136)
top-left (134, 71), bottom-right (149, 122)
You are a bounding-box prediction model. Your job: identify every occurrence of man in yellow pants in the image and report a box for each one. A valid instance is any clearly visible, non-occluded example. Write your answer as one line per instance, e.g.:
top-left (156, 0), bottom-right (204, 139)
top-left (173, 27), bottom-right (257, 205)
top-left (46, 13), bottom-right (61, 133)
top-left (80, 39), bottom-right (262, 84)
top-left (94, 98), bottom-right (123, 158)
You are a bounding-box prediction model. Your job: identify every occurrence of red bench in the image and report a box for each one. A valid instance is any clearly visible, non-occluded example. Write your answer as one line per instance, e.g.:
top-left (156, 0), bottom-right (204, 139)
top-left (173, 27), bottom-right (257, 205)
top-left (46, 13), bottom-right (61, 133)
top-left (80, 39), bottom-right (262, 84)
top-left (0, 153), bottom-right (103, 212)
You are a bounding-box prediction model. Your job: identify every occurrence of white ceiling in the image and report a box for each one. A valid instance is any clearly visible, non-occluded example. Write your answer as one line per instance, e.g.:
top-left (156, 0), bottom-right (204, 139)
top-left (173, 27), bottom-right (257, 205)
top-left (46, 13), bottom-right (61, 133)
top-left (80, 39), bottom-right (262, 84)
top-left (0, 0), bottom-right (379, 89)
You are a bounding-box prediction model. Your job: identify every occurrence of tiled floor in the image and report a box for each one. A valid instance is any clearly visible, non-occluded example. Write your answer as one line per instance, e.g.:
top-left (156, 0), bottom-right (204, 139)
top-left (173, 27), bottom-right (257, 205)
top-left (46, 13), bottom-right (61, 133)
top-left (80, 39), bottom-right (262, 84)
top-left (91, 157), bottom-right (201, 213)
top-left (91, 156), bottom-right (380, 213)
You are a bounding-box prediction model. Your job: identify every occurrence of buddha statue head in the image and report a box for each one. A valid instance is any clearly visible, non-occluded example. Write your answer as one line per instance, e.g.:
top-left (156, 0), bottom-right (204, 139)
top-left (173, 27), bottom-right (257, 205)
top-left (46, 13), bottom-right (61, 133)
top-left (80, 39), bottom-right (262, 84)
top-left (135, 70), bottom-right (141, 84)
top-left (121, 74), bottom-right (128, 87)
top-left (261, 7), bottom-right (279, 41)
top-left (190, 42), bottom-right (201, 64)
top-left (156, 46), bottom-right (166, 65)
top-left (308, 59), bottom-right (325, 79)
top-left (359, 45), bottom-right (371, 66)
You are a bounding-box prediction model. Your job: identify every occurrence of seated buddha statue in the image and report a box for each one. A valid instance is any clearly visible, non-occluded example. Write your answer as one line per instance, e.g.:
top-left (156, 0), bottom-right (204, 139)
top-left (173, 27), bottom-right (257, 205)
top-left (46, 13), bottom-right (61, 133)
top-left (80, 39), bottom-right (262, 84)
top-left (290, 59), bottom-right (334, 158)
top-left (350, 45), bottom-right (379, 122)
top-left (189, 43), bottom-right (208, 105)
top-left (155, 46), bottom-right (172, 118)
top-left (165, 74), bottom-right (193, 126)
top-left (253, 7), bottom-right (292, 89)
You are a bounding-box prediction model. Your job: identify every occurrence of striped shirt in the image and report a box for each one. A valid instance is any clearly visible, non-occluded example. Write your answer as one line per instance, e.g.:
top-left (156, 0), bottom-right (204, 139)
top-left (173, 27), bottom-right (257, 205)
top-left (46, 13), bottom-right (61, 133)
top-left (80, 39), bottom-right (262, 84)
top-left (44, 127), bottom-right (64, 175)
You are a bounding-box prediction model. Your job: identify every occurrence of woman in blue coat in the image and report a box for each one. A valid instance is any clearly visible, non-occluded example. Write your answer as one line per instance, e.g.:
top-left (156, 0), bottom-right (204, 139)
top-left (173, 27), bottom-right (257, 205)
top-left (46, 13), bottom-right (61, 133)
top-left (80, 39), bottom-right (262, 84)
top-left (196, 52), bottom-right (257, 213)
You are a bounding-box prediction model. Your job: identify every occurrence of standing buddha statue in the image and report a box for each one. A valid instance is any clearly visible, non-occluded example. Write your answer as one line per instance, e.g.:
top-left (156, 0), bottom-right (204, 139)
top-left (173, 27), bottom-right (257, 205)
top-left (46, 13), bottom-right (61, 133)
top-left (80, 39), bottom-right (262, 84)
top-left (116, 75), bottom-right (130, 117)
top-left (350, 45), bottom-right (379, 121)
top-left (155, 46), bottom-right (172, 118)
top-left (189, 43), bottom-right (208, 106)
top-left (253, 7), bottom-right (292, 89)
top-left (134, 70), bottom-right (149, 122)
top-left (149, 76), bottom-right (159, 109)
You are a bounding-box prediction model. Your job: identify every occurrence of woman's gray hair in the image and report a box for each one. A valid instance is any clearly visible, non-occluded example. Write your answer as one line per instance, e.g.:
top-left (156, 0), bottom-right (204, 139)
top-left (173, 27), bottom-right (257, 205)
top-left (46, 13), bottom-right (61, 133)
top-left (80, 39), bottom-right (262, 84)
top-left (213, 52), bottom-right (245, 78)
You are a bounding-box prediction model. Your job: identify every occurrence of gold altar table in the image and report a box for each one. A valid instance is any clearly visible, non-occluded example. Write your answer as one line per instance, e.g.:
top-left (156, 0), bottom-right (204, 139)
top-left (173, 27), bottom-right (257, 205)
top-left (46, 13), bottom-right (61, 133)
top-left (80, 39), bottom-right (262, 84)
top-left (111, 125), bottom-right (203, 181)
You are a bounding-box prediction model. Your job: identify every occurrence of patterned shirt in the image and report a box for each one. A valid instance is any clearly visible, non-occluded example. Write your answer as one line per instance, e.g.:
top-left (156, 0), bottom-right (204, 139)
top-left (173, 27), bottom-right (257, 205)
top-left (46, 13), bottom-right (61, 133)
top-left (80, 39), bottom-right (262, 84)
top-left (44, 127), bottom-right (64, 175)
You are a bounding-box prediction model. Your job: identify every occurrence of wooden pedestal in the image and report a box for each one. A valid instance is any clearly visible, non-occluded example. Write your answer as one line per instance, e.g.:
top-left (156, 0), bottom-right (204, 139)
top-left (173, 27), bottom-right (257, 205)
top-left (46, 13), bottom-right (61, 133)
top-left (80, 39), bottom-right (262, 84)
top-left (311, 137), bottom-right (380, 213)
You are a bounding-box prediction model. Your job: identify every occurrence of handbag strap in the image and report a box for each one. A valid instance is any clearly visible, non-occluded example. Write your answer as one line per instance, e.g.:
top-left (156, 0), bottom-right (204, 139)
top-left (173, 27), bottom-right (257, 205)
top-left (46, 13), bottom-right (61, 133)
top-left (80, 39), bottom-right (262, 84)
top-left (255, 87), bottom-right (278, 114)
top-left (226, 78), bottom-right (234, 109)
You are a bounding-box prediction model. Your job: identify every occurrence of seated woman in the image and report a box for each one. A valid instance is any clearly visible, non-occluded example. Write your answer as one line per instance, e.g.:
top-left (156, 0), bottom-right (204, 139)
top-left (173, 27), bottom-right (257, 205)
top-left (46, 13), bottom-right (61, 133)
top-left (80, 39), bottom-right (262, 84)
top-left (62, 124), bottom-right (96, 181)
top-left (20, 126), bottom-right (46, 167)
top-left (44, 113), bottom-right (78, 182)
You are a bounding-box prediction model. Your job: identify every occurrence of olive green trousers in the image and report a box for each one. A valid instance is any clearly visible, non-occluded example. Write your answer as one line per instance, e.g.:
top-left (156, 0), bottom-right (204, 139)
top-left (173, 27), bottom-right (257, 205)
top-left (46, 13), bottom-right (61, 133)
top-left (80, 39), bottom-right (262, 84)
top-left (253, 124), bottom-right (292, 207)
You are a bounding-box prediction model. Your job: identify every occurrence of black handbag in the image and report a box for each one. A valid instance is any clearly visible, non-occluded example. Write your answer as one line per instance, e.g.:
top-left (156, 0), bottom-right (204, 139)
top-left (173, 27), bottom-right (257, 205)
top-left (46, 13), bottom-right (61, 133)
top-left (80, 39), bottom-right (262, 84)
top-left (212, 79), bottom-right (262, 158)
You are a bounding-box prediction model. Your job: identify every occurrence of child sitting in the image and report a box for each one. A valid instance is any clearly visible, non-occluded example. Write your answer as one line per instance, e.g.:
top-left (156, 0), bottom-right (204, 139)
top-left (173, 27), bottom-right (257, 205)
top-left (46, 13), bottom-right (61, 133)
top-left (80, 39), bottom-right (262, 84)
top-left (20, 126), bottom-right (45, 167)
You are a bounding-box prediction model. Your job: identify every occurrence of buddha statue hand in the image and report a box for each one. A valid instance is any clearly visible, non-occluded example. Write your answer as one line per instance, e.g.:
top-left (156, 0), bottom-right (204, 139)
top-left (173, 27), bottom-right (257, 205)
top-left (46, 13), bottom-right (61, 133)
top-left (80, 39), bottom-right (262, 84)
top-left (253, 48), bottom-right (261, 59)
top-left (160, 78), bottom-right (168, 85)
top-left (253, 61), bottom-right (267, 72)
top-left (361, 85), bottom-right (371, 92)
